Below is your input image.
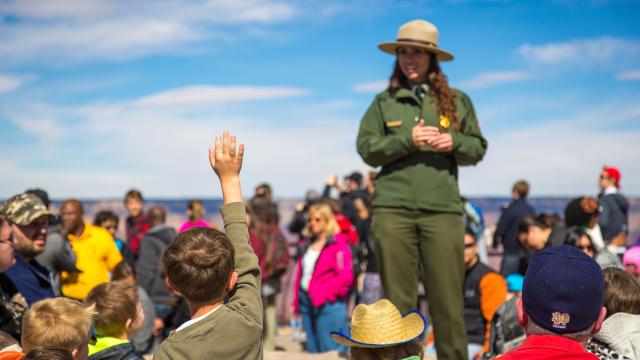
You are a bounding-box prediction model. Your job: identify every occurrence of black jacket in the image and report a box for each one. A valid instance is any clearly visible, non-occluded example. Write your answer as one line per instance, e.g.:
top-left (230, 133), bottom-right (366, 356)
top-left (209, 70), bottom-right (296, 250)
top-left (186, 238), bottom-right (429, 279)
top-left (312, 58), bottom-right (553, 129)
top-left (136, 225), bottom-right (176, 304)
top-left (493, 198), bottom-right (535, 254)
top-left (0, 274), bottom-right (26, 341)
top-left (89, 342), bottom-right (143, 360)
top-left (598, 192), bottom-right (629, 241)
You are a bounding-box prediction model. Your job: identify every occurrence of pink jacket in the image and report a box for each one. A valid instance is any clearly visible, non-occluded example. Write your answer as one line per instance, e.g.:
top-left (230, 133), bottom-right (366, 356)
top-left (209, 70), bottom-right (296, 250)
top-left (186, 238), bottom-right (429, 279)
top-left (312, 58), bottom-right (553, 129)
top-left (293, 233), bottom-right (353, 313)
top-left (178, 219), bottom-right (212, 233)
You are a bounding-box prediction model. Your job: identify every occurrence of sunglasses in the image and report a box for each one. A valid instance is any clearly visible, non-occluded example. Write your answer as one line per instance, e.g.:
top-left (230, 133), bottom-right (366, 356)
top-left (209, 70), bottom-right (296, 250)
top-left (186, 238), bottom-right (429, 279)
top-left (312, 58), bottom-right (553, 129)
top-left (464, 243), bottom-right (475, 249)
top-left (309, 217), bottom-right (325, 223)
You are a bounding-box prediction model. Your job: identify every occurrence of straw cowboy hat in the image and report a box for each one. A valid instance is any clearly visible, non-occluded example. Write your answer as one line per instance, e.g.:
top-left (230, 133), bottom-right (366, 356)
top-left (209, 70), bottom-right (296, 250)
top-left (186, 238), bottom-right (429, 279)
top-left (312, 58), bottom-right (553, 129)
top-left (331, 299), bottom-right (426, 348)
top-left (378, 19), bottom-right (454, 61)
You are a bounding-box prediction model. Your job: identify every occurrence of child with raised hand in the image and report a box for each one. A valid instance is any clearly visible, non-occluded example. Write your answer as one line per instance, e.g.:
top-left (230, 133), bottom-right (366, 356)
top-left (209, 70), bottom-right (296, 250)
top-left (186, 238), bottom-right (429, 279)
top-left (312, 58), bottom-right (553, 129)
top-left (154, 131), bottom-right (263, 360)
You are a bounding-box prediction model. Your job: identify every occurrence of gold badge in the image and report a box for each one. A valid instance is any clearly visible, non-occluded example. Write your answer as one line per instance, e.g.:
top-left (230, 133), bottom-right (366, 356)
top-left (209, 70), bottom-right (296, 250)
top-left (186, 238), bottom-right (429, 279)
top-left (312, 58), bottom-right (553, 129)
top-left (385, 120), bottom-right (402, 128)
top-left (551, 312), bottom-right (570, 328)
top-left (439, 115), bottom-right (450, 129)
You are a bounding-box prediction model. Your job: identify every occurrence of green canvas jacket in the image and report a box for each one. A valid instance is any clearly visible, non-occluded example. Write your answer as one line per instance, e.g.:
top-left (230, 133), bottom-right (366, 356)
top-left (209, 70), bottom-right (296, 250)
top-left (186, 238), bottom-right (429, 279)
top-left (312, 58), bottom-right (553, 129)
top-left (356, 87), bottom-right (487, 214)
top-left (154, 202), bottom-right (263, 360)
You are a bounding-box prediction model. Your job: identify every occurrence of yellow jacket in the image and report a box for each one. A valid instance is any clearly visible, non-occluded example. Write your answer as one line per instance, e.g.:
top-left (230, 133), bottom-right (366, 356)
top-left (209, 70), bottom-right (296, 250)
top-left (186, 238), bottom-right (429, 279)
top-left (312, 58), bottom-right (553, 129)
top-left (62, 223), bottom-right (123, 300)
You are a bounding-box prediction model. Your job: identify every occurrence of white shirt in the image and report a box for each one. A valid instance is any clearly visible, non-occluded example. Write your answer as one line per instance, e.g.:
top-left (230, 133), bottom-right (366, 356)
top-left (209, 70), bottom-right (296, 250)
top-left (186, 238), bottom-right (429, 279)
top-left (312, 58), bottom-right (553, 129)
top-left (174, 304), bottom-right (222, 333)
top-left (300, 248), bottom-right (321, 291)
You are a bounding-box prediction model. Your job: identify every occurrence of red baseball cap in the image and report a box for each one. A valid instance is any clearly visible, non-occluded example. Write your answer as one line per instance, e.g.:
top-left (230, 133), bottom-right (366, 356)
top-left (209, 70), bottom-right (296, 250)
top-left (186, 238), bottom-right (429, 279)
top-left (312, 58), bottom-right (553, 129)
top-left (602, 166), bottom-right (621, 188)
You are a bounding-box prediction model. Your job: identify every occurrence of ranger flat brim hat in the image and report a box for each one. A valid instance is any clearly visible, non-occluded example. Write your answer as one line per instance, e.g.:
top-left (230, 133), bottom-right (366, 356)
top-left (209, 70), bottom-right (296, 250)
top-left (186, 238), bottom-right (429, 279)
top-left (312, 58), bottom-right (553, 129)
top-left (378, 19), bottom-right (454, 62)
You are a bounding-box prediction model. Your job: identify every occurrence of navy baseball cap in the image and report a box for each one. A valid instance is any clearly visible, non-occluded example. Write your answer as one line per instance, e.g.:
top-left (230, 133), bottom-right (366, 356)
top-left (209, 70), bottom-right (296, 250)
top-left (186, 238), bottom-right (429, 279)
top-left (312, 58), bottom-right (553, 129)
top-left (522, 245), bottom-right (604, 334)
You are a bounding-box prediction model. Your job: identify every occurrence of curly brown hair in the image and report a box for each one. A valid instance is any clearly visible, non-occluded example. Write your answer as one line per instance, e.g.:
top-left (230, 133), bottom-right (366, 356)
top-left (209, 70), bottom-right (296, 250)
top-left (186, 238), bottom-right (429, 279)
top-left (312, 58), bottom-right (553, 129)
top-left (389, 51), bottom-right (460, 130)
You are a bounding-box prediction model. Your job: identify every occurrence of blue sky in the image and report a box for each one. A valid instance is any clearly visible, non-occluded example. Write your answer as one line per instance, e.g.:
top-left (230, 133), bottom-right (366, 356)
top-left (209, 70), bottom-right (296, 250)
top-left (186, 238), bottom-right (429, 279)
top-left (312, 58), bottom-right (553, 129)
top-left (1, 0), bottom-right (639, 199)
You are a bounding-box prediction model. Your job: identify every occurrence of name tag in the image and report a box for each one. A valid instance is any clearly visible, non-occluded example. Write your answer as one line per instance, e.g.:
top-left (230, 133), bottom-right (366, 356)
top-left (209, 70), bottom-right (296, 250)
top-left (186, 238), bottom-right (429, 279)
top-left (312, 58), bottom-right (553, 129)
top-left (385, 120), bottom-right (402, 128)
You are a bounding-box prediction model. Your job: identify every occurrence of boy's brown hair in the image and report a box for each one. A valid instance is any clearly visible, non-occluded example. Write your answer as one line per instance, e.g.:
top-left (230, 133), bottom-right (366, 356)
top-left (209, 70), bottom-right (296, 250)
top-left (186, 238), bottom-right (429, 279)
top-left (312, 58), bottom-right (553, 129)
top-left (21, 298), bottom-right (95, 353)
top-left (85, 282), bottom-right (139, 338)
top-left (161, 227), bottom-right (235, 303)
top-left (602, 267), bottom-right (640, 317)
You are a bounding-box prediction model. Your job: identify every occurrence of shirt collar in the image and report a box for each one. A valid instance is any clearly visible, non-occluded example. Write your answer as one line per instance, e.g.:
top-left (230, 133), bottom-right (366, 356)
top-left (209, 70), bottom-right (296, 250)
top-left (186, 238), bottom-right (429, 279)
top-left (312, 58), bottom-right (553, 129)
top-left (603, 186), bottom-right (618, 195)
top-left (173, 304), bottom-right (222, 333)
top-left (519, 334), bottom-right (587, 353)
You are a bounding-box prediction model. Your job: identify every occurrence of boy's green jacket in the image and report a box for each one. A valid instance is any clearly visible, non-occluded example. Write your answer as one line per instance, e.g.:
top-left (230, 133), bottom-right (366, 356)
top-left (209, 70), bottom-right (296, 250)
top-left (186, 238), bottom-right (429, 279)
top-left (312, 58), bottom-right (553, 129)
top-left (356, 88), bottom-right (487, 214)
top-left (154, 203), bottom-right (263, 360)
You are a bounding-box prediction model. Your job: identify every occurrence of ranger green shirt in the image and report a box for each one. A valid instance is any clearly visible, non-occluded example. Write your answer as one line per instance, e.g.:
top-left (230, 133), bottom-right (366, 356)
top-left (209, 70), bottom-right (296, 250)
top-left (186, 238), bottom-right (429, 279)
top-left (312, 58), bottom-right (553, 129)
top-left (154, 202), bottom-right (263, 360)
top-left (356, 87), bottom-right (487, 214)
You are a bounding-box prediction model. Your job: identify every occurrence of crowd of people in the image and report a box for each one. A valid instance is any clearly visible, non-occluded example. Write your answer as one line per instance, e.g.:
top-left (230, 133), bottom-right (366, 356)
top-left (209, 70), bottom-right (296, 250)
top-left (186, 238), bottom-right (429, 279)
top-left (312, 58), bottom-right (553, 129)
top-left (1, 18), bottom-right (639, 360)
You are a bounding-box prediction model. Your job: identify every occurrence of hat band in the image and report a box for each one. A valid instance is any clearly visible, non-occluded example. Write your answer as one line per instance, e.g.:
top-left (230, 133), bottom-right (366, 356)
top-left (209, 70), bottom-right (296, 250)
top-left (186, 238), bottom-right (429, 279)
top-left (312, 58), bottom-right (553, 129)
top-left (396, 38), bottom-right (438, 48)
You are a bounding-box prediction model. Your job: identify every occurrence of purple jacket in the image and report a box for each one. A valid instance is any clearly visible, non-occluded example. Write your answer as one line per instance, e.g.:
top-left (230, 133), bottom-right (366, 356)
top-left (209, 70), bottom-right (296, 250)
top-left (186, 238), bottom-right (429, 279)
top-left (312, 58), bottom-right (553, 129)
top-left (293, 233), bottom-right (353, 313)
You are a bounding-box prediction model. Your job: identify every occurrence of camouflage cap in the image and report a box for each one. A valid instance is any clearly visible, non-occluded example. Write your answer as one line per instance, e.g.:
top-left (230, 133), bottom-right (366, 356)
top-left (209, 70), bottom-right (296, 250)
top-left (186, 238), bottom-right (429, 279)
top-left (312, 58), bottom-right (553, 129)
top-left (0, 193), bottom-right (51, 226)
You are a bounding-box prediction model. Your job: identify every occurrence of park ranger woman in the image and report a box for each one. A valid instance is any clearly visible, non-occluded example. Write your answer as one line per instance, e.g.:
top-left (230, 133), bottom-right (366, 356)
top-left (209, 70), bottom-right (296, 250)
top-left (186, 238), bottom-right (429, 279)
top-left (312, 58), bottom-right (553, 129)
top-left (356, 19), bottom-right (488, 360)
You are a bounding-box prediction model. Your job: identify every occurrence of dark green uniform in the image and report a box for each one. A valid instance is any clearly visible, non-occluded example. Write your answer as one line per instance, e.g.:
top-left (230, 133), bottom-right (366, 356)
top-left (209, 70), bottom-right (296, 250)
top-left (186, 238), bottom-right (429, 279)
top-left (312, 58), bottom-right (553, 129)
top-left (357, 87), bottom-right (487, 360)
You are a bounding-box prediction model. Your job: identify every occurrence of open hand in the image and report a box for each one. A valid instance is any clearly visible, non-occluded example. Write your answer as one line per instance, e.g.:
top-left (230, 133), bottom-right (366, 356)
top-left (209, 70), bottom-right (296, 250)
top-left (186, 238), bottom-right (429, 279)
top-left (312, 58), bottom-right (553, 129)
top-left (208, 130), bottom-right (245, 180)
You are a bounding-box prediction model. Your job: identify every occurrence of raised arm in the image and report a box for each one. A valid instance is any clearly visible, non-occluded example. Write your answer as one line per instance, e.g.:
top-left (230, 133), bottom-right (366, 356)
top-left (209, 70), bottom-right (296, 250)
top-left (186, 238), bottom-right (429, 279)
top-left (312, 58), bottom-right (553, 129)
top-left (208, 131), bottom-right (262, 324)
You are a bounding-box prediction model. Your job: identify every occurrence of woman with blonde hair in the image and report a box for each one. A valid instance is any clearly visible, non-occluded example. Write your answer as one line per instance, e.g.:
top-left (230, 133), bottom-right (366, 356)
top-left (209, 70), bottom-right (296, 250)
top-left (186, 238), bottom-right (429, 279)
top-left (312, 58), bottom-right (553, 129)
top-left (178, 199), bottom-right (212, 233)
top-left (356, 19), bottom-right (487, 359)
top-left (292, 203), bottom-right (353, 353)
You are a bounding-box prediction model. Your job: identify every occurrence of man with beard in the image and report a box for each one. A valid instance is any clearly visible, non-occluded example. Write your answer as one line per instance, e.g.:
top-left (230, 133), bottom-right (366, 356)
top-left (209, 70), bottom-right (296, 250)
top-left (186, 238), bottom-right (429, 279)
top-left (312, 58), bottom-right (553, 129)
top-left (59, 199), bottom-right (122, 300)
top-left (2, 193), bottom-right (54, 305)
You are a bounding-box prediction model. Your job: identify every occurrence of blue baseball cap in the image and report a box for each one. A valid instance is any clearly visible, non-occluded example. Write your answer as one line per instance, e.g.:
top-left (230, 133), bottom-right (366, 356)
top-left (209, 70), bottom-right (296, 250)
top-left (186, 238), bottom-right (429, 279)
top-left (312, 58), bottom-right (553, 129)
top-left (522, 245), bottom-right (604, 334)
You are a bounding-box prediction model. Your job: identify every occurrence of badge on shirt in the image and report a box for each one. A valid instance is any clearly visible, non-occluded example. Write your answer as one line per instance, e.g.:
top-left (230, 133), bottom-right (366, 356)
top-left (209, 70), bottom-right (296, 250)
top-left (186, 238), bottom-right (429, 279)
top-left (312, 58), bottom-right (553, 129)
top-left (385, 120), bottom-right (402, 128)
top-left (439, 115), bottom-right (451, 129)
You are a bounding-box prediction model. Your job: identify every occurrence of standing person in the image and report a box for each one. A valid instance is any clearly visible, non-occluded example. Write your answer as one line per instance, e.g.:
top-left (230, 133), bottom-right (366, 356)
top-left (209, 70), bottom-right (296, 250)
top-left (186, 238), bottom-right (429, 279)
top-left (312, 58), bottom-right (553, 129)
top-left (598, 166), bottom-right (629, 245)
top-left (59, 199), bottom-right (123, 301)
top-left (247, 197), bottom-right (290, 351)
top-left (136, 206), bottom-right (176, 329)
top-left (292, 203), bottom-right (353, 353)
top-left (2, 194), bottom-right (55, 305)
top-left (178, 200), bottom-right (212, 233)
top-left (27, 188), bottom-right (77, 297)
top-left (494, 181), bottom-right (535, 276)
top-left (356, 19), bottom-right (487, 359)
top-left (123, 190), bottom-right (148, 258)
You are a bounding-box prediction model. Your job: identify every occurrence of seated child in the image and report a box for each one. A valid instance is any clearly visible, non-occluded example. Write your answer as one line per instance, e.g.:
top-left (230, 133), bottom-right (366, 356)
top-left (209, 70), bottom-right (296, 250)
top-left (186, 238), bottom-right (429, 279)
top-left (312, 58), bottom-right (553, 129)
top-left (85, 282), bottom-right (144, 360)
top-left (0, 297), bottom-right (95, 360)
top-left (110, 262), bottom-right (156, 356)
top-left (331, 299), bottom-right (425, 360)
top-left (154, 131), bottom-right (263, 360)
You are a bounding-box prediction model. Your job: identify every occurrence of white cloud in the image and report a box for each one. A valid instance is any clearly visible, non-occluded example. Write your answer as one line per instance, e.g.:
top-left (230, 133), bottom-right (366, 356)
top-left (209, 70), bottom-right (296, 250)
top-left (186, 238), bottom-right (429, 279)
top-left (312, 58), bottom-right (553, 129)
top-left (133, 85), bottom-right (311, 107)
top-left (518, 37), bottom-right (640, 66)
top-left (0, 0), bottom-right (300, 65)
top-left (352, 80), bottom-right (388, 93)
top-left (459, 101), bottom-right (640, 196)
top-left (617, 69), bottom-right (640, 81)
top-left (460, 71), bottom-right (531, 89)
top-left (0, 74), bottom-right (34, 93)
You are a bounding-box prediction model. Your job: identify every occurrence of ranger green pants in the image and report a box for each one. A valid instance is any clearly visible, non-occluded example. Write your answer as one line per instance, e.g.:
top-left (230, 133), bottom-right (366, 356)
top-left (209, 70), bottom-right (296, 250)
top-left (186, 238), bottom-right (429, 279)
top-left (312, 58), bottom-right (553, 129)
top-left (372, 207), bottom-right (468, 360)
